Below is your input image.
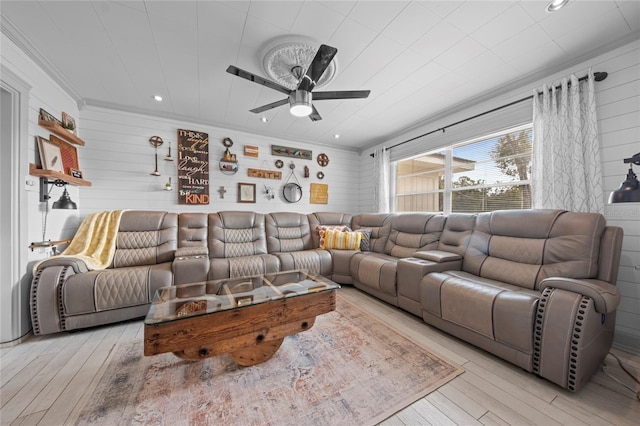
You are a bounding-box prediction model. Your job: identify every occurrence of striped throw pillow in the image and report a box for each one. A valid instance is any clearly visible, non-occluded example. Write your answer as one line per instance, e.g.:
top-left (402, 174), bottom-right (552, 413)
top-left (323, 230), bottom-right (363, 250)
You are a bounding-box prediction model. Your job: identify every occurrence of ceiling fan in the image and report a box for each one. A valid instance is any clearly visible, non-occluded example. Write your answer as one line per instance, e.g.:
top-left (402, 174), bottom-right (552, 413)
top-left (226, 44), bottom-right (370, 121)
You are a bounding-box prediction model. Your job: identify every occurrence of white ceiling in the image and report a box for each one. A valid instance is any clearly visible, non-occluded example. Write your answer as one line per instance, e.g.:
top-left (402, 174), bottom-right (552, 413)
top-left (1, 1), bottom-right (638, 151)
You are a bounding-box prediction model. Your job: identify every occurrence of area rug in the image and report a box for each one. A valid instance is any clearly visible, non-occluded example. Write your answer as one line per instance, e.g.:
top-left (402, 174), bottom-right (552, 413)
top-left (75, 294), bottom-right (463, 426)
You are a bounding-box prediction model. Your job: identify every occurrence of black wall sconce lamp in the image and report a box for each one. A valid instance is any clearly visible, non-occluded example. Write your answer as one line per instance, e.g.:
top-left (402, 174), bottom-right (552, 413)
top-left (609, 153), bottom-right (640, 203)
top-left (39, 177), bottom-right (77, 209)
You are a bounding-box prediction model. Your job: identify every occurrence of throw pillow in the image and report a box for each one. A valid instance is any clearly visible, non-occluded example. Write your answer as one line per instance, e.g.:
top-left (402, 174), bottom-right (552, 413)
top-left (323, 230), bottom-right (362, 251)
top-left (357, 228), bottom-right (372, 251)
top-left (316, 225), bottom-right (350, 249)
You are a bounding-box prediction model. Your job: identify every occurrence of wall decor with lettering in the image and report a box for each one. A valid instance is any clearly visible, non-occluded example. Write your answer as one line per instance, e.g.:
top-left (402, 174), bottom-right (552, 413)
top-left (177, 128), bottom-right (209, 205)
top-left (271, 144), bottom-right (312, 160)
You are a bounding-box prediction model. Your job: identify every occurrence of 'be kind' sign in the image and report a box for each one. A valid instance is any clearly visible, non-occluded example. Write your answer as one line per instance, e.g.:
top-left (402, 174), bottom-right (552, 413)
top-left (177, 129), bottom-right (209, 205)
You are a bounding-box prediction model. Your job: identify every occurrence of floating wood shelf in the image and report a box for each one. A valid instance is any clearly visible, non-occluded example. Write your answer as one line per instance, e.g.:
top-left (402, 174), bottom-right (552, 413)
top-left (29, 163), bottom-right (91, 187)
top-left (38, 117), bottom-right (85, 146)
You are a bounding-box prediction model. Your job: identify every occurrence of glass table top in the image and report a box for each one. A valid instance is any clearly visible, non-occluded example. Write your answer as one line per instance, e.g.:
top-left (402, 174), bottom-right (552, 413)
top-left (145, 270), bottom-right (340, 325)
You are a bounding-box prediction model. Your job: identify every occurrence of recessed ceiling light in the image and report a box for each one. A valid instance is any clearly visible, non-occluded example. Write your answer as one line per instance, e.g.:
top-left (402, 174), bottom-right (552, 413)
top-left (153, 95), bottom-right (163, 102)
top-left (333, 134), bottom-right (340, 139)
top-left (260, 116), bottom-right (268, 123)
top-left (545, 0), bottom-right (569, 13)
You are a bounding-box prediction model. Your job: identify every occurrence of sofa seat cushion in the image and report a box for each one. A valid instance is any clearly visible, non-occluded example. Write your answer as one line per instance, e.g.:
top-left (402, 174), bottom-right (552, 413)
top-left (350, 252), bottom-right (399, 296)
top-left (62, 263), bottom-right (173, 315)
top-left (275, 249), bottom-right (332, 276)
top-left (209, 254), bottom-right (280, 280)
top-left (421, 271), bottom-right (539, 353)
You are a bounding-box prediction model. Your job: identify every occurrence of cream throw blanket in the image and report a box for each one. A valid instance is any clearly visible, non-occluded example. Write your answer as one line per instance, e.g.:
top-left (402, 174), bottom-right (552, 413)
top-left (45, 210), bottom-right (124, 271)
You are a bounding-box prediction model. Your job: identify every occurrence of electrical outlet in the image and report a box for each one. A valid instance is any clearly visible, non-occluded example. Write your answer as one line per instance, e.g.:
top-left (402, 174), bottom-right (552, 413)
top-left (25, 178), bottom-right (37, 192)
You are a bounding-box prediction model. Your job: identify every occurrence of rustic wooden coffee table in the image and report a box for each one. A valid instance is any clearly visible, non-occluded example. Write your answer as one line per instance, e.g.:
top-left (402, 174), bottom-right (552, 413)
top-left (143, 270), bottom-right (339, 366)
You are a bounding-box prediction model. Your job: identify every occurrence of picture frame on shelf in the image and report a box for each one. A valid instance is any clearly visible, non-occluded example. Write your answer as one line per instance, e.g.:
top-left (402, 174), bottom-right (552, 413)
top-left (49, 134), bottom-right (79, 174)
top-left (39, 108), bottom-right (62, 126)
top-left (61, 112), bottom-right (77, 135)
top-left (238, 182), bottom-right (256, 203)
top-left (37, 136), bottom-right (64, 173)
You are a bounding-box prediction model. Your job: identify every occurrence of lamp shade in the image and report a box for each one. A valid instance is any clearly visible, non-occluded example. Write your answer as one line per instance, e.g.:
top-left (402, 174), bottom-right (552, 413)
top-left (609, 153), bottom-right (640, 203)
top-left (289, 90), bottom-right (312, 117)
top-left (52, 188), bottom-right (77, 209)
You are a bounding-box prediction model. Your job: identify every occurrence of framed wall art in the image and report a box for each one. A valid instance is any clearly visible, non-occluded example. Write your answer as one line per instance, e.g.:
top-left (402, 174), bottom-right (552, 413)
top-left (49, 134), bottom-right (79, 174)
top-left (238, 183), bottom-right (256, 203)
top-left (61, 112), bottom-right (76, 134)
top-left (37, 136), bottom-right (64, 173)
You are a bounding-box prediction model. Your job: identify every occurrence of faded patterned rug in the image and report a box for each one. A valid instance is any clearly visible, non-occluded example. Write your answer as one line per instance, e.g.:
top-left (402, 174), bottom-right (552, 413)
top-left (76, 294), bottom-right (463, 425)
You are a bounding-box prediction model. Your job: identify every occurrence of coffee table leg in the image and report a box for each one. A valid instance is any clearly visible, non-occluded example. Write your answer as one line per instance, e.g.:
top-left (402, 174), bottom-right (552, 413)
top-left (230, 337), bottom-right (284, 366)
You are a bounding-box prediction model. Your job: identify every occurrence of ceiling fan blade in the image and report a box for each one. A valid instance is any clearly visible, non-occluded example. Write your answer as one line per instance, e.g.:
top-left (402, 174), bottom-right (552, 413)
top-left (298, 44), bottom-right (338, 92)
top-left (309, 105), bottom-right (322, 122)
top-left (226, 65), bottom-right (291, 96)
top-left (250, 98), bottom-right (289, 114)
top-left (313, 90), bottom-right (371, 100)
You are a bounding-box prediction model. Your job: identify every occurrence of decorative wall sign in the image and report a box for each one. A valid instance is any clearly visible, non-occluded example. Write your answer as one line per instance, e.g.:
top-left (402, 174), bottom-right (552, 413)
top-left (310, 183), bottom-right (328, 204)
top-left (272, 144), bottom-right (312, 160)
top-left (248, 168), bottom-right (282, 179)
top-left (39, 108), bottom-right (62, 126)
top-left (244, 145), bottom-right (259, 157)
top-left (177, 129), bottom-right (209, 205)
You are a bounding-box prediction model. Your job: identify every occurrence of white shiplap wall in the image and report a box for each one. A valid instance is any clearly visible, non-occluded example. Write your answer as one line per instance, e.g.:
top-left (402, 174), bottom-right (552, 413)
top-left (360, 39), bottom-right (640, 353)
top-left (77, 106), bottom-right (361, 216)
top-left (1, 33), bottom-right (81, 342)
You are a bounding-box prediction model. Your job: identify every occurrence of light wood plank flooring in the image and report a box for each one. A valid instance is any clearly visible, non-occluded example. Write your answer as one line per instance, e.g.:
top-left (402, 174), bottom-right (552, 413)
top-left (1, 286), bottom-right (639, 425)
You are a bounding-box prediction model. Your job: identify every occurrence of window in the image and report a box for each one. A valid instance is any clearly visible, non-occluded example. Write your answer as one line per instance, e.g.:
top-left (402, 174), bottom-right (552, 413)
top-left (395, 124), bottom-right (532, 214)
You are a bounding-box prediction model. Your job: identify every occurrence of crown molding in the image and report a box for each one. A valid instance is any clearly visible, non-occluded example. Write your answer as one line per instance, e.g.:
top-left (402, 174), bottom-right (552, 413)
top-left (1, 12), bottom-right (83, 105)
top-left (362, 30), bottom-right (640, 153)
top-left (82, 98), bottom-right (360, 154)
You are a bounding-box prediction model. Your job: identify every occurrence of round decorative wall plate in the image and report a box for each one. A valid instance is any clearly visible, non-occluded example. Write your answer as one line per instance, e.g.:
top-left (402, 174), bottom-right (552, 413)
top-left (317, 153), bottom-right (329, 167)
top-left (317, 171), bottom-right (325, 180)
top-left (223, 137), bottom-right (234, 147)
top-left (275, 159), bottom-right (284, 168)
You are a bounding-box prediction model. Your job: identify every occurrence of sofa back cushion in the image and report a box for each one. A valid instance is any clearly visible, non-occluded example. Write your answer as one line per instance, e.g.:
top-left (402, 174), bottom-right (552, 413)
top-left (463, 209), bottom-right (605, 289)
top-left (266, 212), bottom-right (313, 253)
top-left (308, 212), bottom-right (353, 248)
top-left (352, 213), bottom-right (393, 253)
top-left (113, 211), bottom-right (177, 267)
top-left (437, 213), bottom-right (476, 256)
top-left (178, 213), bottom-right (208, 248)
top-left (384, 213), bottom-right (446, 258)
top-left (208, 211), bottom-right (268, 259)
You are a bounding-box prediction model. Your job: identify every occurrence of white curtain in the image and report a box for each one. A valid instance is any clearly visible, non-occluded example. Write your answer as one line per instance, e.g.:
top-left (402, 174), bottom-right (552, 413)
top-left (532, 69), bottom-right (603, 213)
top-left (373, 146), bottom-right (390, 213)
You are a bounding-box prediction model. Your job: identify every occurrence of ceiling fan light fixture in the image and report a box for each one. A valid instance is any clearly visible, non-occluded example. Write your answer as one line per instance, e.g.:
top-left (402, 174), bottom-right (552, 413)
top-left (289, 90), bottom-right (312, 117)
top-left (546, 0), bottom-right (569, 13)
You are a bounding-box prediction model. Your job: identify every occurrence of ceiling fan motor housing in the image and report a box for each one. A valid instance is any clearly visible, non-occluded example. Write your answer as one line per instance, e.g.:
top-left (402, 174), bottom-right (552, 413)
top-left (289, 90), bottom-right (312, 117)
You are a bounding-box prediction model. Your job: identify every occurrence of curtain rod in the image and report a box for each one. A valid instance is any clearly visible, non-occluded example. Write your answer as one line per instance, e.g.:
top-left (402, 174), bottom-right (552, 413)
top-left (370, 71), bottom-right (608, 157)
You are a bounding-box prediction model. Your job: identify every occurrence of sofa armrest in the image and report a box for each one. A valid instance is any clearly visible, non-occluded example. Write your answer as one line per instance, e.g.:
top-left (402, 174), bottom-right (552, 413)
top-left (413, 250), bottom-right (462, 263)
top-left (35, 257), bottom-right (90, 274)
top-left (540, 278), bottom-right (620, 314)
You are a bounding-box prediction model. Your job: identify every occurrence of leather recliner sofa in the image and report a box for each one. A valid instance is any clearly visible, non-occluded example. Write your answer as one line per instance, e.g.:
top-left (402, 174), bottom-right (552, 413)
top-left (30, 208), bottom-right (623, 391)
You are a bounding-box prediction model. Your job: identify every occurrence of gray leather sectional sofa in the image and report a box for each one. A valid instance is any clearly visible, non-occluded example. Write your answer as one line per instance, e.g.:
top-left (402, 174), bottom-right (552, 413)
top-left (30, 208), bottom-right (623, 391)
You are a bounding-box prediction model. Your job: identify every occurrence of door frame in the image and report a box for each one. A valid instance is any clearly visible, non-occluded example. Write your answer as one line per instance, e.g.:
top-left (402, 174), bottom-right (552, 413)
top-left (1, 64), bottom-right (32, 344)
